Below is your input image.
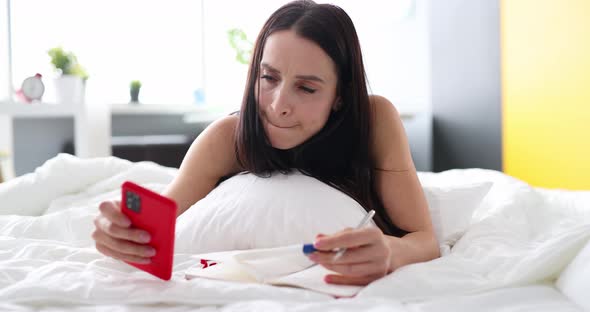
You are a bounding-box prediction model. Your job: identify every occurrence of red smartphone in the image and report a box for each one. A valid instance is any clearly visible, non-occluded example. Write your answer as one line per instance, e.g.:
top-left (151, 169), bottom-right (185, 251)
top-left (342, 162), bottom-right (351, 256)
top-left (121, 181), bottom-right (177, 280)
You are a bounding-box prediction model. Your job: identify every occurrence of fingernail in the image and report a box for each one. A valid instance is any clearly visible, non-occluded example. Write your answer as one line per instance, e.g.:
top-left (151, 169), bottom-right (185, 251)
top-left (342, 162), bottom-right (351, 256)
top-left (140, 233), bottom-right (151, 243)
top-left (324, 276), bottom-right (332, 283)
top-left (145, 248), bottom-right (156, 257)
top-left (314, 239), bottom-right (324, 248)
top-left (122, 219), bottom-right (131, 227)
top-left (303, 244), bottom-right (317, 255)
top-left (139, 258), bottom-right (151, 264)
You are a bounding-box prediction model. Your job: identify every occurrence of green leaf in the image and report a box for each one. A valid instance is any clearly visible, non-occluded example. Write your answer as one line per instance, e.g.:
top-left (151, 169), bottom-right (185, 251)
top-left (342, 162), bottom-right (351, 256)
top-left (47, 46), bottom-right (88, 80)
top-left (227, 28), bottom-right (253, 65)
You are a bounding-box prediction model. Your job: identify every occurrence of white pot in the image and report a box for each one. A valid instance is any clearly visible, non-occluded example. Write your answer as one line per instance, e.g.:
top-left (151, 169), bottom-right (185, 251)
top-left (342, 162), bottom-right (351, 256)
top-left (54, 75), bottom-right (85, 104)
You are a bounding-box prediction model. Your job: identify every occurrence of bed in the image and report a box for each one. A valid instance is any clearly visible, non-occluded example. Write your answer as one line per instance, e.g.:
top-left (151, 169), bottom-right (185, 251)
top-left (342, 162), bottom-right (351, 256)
top-left (0, 154), bottom-right (588, 311)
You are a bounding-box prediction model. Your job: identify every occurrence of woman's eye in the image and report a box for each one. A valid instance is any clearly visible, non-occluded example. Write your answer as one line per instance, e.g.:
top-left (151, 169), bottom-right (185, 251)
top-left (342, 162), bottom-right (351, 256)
top-left (299, 86), bottom-right (316, 94)
top-left (261, 75), bottom-right (276, 82)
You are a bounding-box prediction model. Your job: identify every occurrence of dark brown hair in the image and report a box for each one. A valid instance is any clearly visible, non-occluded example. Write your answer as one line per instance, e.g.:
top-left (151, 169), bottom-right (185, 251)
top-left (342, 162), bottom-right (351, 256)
top-left (235, 0), bottom-right (405, 237)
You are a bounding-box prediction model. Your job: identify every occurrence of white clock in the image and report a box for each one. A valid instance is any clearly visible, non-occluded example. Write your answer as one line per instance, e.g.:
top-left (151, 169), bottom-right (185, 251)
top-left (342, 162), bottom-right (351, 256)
top-left (21, 73), bottom-right (45, 102)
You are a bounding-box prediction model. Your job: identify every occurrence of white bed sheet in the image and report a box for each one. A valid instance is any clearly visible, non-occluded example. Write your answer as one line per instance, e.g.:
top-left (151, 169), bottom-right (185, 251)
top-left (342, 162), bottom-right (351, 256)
top-left (0, 286), bottom-right (582, 312)
top-left (404, 284), bottom-right (583, 312)
top-left (0, 154), bottom-right (588, 311)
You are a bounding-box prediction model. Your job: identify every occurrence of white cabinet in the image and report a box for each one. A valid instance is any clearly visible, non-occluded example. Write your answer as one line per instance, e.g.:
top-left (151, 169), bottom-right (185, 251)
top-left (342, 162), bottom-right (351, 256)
top-left (0, 100), bottom-right (111, 180)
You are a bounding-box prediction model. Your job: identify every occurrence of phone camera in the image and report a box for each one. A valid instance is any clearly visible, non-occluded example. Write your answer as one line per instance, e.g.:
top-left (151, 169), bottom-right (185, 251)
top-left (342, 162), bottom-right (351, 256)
top-left (126, 191), bottom-right (141, 213)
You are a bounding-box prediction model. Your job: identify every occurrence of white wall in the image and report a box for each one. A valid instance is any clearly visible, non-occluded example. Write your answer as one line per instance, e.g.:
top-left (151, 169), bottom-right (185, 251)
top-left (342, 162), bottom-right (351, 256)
top-left (331, 0), bottom-right (430, 113)
top-left (429, 0), bottom-right (502, 171)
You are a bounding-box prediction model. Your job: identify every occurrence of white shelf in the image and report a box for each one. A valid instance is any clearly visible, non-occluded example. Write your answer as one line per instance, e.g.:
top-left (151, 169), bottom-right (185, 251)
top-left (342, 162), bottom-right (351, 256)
top-left (110, 103), bottom-right (215, 115)
top-left (0, 101), bottom-right (232, 118)
top-left (0, 100), bottom-right (77, 118)
top-left (111, 103), bottom-right (231, 124)
top-left (399, 111), bottom-right (418, 120)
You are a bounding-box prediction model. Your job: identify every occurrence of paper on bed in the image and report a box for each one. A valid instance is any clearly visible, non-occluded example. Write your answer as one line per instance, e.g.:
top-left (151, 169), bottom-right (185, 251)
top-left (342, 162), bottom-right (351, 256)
top-left (185, 244), bottom-right (363, 297)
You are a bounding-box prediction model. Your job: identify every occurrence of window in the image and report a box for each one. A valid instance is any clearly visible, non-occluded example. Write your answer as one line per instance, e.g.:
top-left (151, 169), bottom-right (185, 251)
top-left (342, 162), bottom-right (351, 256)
top-left (10, 0), bottom-right (204, 105)
top-left (203, 0), bottom-right (422, 112)
top-left (0, 0), bottom-right (9, 101)
top-left (201, 0), bottom-right (286, 111)
top-left (4, 0), bottom-right (423, 111)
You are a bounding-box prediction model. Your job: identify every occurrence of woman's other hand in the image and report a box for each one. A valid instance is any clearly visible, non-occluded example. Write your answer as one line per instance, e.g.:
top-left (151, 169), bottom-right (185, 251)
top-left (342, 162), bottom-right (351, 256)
top-left (308, 227), bottom-right (401, 286)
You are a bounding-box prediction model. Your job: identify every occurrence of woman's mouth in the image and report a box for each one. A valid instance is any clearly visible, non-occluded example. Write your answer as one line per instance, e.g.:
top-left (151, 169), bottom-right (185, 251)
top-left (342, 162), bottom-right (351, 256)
top-left (267, 119), bottom-right (297, 129)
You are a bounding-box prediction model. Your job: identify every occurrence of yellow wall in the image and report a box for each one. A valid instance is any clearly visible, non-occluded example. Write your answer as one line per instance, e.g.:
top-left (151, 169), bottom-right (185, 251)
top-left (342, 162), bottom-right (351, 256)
top-left (501, 0), bottom-right (590, 190)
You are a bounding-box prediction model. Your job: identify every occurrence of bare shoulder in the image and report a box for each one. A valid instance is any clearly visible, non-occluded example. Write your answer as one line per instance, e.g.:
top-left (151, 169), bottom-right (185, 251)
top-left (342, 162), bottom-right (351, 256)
top-left (369, 95), bottom-right (400, 121)
top-left (368, 95), bottom-right (413, 171)
top-left (163, 114), bottom-right (241, 215)
top-left (201, 114), bottom-right (239, 144)
top-left (176, 113), bottom-right (242, 182)
top-left (189, 114), bottom-right (241, 173)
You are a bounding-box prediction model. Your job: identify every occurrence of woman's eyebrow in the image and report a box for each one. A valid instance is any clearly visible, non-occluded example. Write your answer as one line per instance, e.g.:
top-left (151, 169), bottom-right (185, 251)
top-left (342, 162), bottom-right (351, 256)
top-left (261, 63), bottom-right (325, 84)
top-left (296, 74), bottom-right (325, 84)
top-left (261, 63), bottom-right (280, 74)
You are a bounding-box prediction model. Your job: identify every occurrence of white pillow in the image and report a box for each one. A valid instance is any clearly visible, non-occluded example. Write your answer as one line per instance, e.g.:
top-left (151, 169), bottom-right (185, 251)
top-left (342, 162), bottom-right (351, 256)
top-left (556, 239), bottom-right (590, 310)
top-left (422, 182), bottom-right (493, 255)
top-left (175, 171), bottom-right (492, 255)
top-left (175, 171), bottom-right (372, 254)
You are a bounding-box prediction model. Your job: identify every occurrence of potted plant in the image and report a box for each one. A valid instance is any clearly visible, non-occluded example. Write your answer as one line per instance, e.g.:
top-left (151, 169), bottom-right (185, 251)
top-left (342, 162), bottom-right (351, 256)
top-left (130, 80), bottom-right (142, 104)
top-left (48, 47), bottom-right (89, 104)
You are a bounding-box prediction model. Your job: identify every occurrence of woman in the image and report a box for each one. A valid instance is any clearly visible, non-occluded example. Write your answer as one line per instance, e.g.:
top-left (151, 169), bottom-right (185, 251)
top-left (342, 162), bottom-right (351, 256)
top-left (92, 0), bottom-right (439, 286)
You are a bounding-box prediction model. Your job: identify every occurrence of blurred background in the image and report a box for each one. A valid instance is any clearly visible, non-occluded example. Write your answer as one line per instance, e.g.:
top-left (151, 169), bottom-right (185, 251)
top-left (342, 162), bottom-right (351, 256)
top-left (0, 0), bottom-right (588, 189)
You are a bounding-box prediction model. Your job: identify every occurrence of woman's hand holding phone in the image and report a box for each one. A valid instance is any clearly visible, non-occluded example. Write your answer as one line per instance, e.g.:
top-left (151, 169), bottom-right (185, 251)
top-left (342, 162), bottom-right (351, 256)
top-left (92, 200), bottom-right (156, 264)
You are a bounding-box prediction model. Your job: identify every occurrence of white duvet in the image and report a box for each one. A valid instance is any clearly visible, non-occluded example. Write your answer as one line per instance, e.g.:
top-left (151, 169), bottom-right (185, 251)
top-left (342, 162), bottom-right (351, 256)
top-left (0, 154), bottom-right (588, 311)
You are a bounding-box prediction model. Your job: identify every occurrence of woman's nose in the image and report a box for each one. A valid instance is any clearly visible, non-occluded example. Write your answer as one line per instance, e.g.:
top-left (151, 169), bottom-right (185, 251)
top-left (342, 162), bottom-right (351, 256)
top-left (271, 89), bottom-right (292, 117)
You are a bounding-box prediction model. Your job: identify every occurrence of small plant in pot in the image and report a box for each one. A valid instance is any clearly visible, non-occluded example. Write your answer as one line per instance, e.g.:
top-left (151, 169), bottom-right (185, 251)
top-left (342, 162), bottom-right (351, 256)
top-left (48, 47), bottom-right (89, 104)
top-left (130, 80), bottom-right (142, 104)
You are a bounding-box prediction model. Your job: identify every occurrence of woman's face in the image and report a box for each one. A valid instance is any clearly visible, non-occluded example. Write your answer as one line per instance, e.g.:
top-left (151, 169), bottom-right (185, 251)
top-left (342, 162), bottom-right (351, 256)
top-left (256, 30), bottom-right (339, 150)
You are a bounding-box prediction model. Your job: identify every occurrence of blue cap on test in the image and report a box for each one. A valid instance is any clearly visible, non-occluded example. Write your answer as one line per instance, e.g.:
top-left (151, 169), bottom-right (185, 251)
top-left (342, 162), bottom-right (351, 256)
top-left (302, 243), bottom-right (317, 255)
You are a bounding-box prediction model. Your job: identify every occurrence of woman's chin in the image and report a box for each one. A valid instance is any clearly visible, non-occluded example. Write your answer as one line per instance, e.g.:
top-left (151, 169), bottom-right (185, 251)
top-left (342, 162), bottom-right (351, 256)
top-left (267, 133), bottom-right (304, 150)
top-left (269, 139), bottom-right (298, 150)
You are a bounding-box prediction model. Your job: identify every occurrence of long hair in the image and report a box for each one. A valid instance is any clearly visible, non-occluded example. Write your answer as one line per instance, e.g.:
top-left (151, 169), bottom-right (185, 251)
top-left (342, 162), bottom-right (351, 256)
top-left (234, 0), bottom-right (405, 237)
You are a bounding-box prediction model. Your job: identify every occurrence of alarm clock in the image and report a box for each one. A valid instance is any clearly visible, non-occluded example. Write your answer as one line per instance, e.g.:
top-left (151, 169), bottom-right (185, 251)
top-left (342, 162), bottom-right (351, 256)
top-left (20, 73), bottom-right (45, 102)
